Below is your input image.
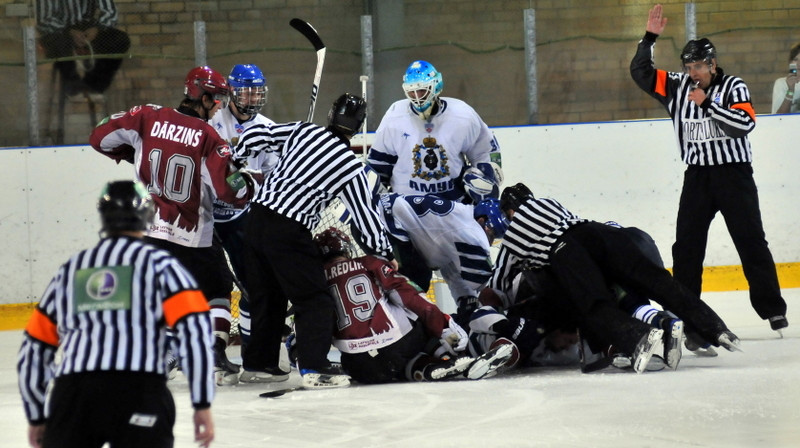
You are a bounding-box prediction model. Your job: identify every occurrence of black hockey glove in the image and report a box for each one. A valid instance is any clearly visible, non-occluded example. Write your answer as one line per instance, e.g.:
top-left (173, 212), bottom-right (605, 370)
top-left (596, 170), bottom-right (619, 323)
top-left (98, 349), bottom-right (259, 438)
top-left (492, 316), bottom-right (545, 359)
top-left (454, 295), bottom-right (480, 329)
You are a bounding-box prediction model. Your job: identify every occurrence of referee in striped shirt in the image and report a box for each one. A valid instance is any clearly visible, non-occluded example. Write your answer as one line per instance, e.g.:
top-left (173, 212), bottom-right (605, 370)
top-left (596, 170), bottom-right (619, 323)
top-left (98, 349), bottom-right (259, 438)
top-left (631, 5), bottom-right (787, 334)
top-left (233, 93), bottom-right (395, 388)
top-left (490, 187), bottom-right (740, 372)
top-left (17, 181), bottom-right (215, 448)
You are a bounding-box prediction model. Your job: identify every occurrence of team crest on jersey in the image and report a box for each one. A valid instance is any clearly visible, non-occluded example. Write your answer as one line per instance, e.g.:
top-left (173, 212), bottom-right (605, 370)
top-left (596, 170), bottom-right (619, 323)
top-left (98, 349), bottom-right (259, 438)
top-left (217, 144), bottom-right (232, 157)
top-left (411, 136), bottom-right (450, 181)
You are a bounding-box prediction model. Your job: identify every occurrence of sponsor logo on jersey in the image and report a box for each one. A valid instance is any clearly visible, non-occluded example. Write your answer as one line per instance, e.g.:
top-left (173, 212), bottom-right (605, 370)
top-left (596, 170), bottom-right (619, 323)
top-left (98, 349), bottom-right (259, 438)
top-left (217, 144), bottom-right (232, 157)
top-left (73, 265), bottom-right (133, 313)
top-left (682, 118), bottom-right (726, 142)
top-left (129, 105), bottom-right (142, 116)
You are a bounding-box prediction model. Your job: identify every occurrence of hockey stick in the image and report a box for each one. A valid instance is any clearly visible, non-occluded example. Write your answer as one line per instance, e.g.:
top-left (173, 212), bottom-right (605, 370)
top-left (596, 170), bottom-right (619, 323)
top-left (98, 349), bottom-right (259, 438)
top-left (290, 18), bottom-right (326, 122)
top-left (213, 229), bottom-right (249, 302)
top-left (259, 387), bottom-right (301, 398)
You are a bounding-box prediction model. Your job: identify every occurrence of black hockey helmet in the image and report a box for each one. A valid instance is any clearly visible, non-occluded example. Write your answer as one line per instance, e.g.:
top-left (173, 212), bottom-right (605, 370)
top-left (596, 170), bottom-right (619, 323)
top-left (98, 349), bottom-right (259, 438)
top-left (98, 180), bottom-right (154, 234)
top-left (680, 38), bottom-right (716, 64)
top-left (500, 182), bottom-right (533, 213)
top-left (327, 93), bottom-right (367, 138)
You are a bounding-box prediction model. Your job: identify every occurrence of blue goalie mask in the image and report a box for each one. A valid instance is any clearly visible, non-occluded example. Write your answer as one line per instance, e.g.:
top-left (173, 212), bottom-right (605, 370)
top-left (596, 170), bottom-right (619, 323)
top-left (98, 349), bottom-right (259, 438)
top-left (402, 60), bottom-right (443, 118)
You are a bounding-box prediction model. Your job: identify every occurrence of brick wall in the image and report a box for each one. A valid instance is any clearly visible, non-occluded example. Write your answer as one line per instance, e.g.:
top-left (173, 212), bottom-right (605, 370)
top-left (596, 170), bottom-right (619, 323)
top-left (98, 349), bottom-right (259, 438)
top-left (1, 0), bottom-right (797, 146)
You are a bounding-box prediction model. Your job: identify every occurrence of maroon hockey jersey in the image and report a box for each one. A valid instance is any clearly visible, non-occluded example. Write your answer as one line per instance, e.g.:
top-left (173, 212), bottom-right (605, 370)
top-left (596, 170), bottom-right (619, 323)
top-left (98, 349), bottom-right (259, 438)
top-left (325, 255), bottom-right (449, 354)
top-left (91, 104), bottom-right (250, 247)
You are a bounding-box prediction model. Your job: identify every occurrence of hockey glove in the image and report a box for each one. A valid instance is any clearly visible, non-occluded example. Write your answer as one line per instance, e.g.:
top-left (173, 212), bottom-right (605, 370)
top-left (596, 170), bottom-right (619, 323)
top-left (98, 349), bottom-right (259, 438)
top-left (437, 315), bottom-right (468, 356)
top-left (453, 295), bottom-right (480, 329)
top-left (492, 316), bottom-right (545, 360)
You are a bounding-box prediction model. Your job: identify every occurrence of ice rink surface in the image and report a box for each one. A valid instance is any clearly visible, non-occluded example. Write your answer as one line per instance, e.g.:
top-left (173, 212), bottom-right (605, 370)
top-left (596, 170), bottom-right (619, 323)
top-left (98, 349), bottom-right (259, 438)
top-left (2, 289), bottom-right (798, 448)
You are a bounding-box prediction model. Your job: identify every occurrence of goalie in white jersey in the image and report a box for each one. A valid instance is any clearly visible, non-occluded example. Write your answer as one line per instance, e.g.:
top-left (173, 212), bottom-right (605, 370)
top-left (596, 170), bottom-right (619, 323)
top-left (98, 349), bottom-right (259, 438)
top-left (367, 60), bottom-right (501, 202)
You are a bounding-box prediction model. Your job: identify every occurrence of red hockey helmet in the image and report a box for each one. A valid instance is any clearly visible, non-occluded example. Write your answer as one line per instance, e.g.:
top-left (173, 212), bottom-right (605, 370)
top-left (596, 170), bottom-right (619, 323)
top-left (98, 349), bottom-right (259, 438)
top-left (184, 66), bottom-right (229, 101)
top-left (313, 227), bottom-right (354, 259)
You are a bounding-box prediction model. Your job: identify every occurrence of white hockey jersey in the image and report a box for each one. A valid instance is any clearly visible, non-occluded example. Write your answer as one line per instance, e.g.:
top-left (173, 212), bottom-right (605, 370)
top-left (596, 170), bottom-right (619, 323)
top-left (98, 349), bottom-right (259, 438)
top-left (368, 98), bottom-right (500, 201)
top-left (209, 107), bottom-right (276, 222)
top-left (379, 193), bottom-right (493, 299)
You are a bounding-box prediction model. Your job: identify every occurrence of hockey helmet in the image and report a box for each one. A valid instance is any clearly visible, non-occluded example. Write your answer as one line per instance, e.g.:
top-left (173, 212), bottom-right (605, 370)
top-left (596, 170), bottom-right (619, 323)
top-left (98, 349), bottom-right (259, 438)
top-left (327, 93), bottom-right (367, 138)
top-left (184, 66), bottom-right (229, 102)
top-left (313, 227), bottom-right (354, 260)
top-left (98, 180), bottom-right (154, 234)
top-left (402, 60), bottom-right (443, 116)
top-left (500, 183), bottom-right (533, 213)
top-left (228, 64), bottom-right (268, 115)
top-left (474, 198), bottom-right (510, 240)
top-left (680, 38), bottom-right (716, 64)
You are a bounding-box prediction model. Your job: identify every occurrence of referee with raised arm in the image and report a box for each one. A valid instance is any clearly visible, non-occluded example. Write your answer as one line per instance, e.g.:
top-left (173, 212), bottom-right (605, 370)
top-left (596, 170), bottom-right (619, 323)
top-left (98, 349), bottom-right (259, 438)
top-left (17, 181), bottom-right (215, 448)
top-left (631, 4), bottom-right (787, 338)
top-left (234, 93), bottom-right (396, 389)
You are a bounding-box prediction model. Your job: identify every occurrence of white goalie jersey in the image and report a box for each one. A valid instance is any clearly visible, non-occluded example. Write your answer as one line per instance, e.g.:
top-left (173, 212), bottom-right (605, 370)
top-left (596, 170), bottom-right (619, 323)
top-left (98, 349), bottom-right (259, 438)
top-left (368, 98), bottom-right (500, 201)
top-left (210, 109), bottom-right (276, 222)
top-left (378, 193), bottom-right (493, 299)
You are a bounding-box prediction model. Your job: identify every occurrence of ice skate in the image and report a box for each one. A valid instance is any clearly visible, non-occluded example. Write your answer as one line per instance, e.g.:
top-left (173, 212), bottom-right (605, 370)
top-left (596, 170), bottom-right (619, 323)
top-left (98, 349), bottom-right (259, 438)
top-left (684, 334), bottom-right (718, 357)
top-left (717, 330), bottom-right (742, 352)
top-left (415, 356), bottom-right (475, 381)
top-left (662, 319), bottom-right (684, 370)
top-left (300, 365), bottom-right (350, 389)
top-left (213, 337), bottom-right (241, 385)
top-left (769, 316), bottom-right (788, 338)
top-left (465, 342), bottom-right (514, 379)
top-left (632, 328), bottom-right (664, 374)
top-left (239, 366), bottom-right (290, 383)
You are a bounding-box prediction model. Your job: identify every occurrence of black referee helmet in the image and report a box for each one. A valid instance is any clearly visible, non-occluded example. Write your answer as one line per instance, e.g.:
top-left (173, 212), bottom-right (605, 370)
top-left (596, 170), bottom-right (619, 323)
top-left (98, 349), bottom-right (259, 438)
top-left (327, 93), bottom-right (367, 138)
top-left (681, 38), bottom-right (716, 64)
top-left (98, 180), bottom-right (155, 234)
top-left (500, 183), bottom-right (534, 213)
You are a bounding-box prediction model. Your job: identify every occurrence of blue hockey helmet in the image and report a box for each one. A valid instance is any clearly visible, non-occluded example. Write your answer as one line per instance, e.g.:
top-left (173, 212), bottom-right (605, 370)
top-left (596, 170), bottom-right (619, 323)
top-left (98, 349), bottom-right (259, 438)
top-left (402, 60), bottom-right (443, 117)
top-left (227, 64), bottom-right (268, 115)
top-left (474, 198), bottom-right (510, 240)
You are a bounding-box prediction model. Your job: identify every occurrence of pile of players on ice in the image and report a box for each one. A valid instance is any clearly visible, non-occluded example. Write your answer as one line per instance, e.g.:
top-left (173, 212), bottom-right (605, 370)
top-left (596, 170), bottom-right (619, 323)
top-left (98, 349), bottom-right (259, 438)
top-left (164, 60), bottom-right (776, 391)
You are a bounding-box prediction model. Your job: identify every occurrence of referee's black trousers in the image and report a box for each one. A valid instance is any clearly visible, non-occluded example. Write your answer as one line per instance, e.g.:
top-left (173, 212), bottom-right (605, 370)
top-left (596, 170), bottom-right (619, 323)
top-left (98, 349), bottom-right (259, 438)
top-left (242, 203), bottom-right (336, 372)
top-left (549, 222), bottom-right (728, 351)
top-left (672, 163), bottom-right (786, 319)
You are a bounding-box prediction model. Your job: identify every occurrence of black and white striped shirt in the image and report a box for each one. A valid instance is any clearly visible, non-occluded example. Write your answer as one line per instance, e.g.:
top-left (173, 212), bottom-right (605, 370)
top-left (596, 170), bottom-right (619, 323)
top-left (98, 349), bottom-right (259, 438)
top-left (489, 197), bottom-right (586, 294)
top-left (36, 0), bottom-right (119, 35)
top-left (17, 236), bottom-right (214, 423)
top-left (234, 121), bottom-right (393, 258)
top-left (631, 33), bottom-right (755, 166)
